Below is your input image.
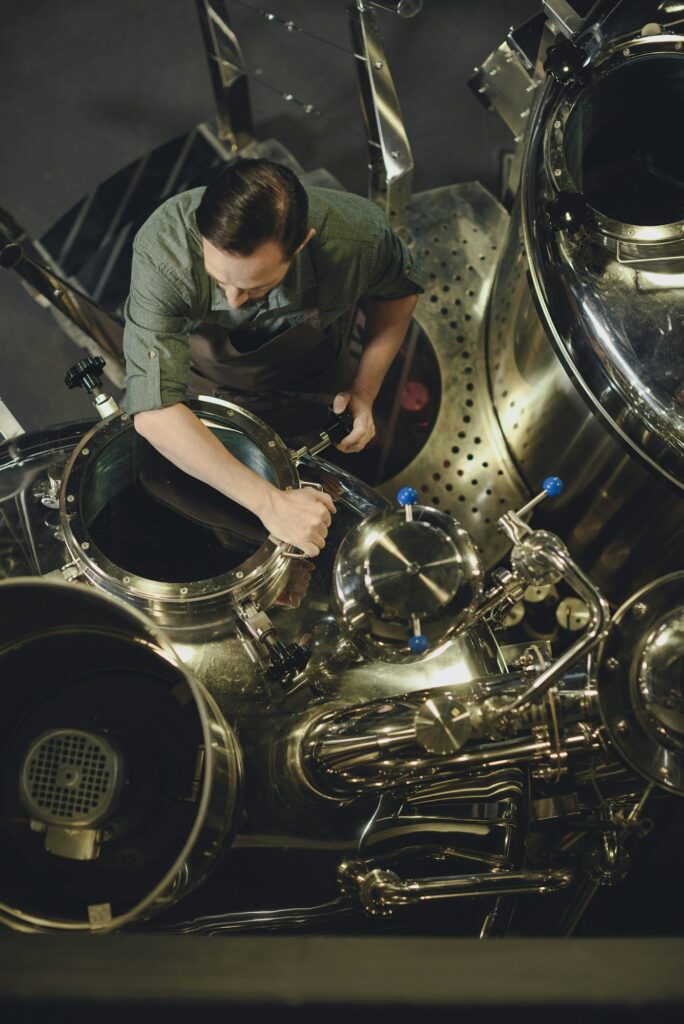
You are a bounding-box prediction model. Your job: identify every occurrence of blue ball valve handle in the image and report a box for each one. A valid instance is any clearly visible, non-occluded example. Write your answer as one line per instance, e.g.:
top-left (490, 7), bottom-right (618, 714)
top-left (542, 476), bottom-right (564, 497)
top-left (408, 614), bottom-right (429, 654)
top-left (408, 632), bottom-right (429, 654)
top-left (515, 475), bottom-right (564, 519)
top-left (397, 485), bottom-right (418, 522)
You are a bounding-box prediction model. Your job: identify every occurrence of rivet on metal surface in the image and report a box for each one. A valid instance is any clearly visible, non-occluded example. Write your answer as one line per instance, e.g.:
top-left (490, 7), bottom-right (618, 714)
top-left (236, 571), bottom-right (244, 579)
top-left (554, 168), bottom-right (562, 177)
top-left (632, 602), bottom-right (648, 618)
top-left (180, 587), bottom-right (188, 595)
top-left (123, 576), bottom-right (131, 584)
top-left (554, 120), bottom-right (561, 128)
top-left (606, 657), bottom-right (620, 671)
top-left (615, 719), bottom-right (629, 734)
top-left (81, 541), bottom-right (90, 550)
top-left (67, 494), bottom-right (75, 503)
top-left (268, 441), bottom-right (276, 448)
top-left (81, 448), bottom-right (89, 456)
top-left (374, 61), bottom-right (383, 69)
top-left (659, 766), bottom-right (669, 779)
top-left (623, 48), bottom-right (631, 55)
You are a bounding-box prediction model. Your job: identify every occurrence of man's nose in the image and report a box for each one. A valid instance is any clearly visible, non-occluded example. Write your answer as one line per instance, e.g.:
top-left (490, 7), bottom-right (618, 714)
top-left (225, 286), bottom-right (248, 308)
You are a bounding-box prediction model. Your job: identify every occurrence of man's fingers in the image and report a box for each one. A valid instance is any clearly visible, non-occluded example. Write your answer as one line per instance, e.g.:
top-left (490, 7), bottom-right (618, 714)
top-left (337, 423), bottom-right (365, 450)
top-left (313, 490), bottom-right (336, 515)
top-left (333, 391), bottom-right (351, 414)
top-left (340, 424), bottom-right (375, 453)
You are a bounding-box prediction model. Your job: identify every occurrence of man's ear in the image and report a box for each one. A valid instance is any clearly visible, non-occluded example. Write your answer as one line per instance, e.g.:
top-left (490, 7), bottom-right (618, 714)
top-left (295, 228), bottom-right (316, 254)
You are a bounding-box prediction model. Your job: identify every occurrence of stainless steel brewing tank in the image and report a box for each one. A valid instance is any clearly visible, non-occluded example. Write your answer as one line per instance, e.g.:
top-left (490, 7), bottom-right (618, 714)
top-left (58, 398), bottom-right (301, 638)
top-left (487, 23), bottom-right (684, 596)
top-left (0, 403), bottom-right (505, 710)
top-left (0, 578), bottom-right (243, 933)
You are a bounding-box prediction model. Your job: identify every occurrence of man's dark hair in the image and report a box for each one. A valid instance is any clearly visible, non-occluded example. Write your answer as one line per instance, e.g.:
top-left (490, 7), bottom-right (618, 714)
top-left (195, 159), bottom-right (309, 259)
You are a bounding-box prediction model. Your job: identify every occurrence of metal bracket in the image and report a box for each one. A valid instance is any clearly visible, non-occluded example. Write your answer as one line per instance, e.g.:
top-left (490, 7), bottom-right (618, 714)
top-left (195, 0), bottom-right (254, 151)
top-left (469, 41), bottom-right (539, 143)
top-left (348, 2), bottom-right (414, 235)
top-left (542, 1), bottom-right (583, 40)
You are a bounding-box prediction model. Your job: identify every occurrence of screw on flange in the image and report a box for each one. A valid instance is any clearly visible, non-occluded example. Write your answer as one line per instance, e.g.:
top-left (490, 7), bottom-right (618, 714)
top-left (606, 657), bottom-right (620, 671)
top-left (632, 602), bottom-right (648, 618)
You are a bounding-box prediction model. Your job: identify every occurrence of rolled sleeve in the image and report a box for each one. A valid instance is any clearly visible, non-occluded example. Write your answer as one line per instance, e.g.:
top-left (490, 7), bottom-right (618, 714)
top-left (123, 249), bottom-right (192, 415)
top-left (365, 225), bottom-right (425, 301)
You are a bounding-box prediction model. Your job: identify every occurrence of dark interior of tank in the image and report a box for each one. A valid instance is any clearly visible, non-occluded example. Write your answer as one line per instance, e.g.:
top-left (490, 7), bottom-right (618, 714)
top-left (564, 54), bottom-right (684, 225)
top-left (84, 425), bottom-right (270, 582)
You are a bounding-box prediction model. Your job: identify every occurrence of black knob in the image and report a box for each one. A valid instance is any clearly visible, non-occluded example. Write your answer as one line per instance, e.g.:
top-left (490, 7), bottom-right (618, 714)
top-left (266, 640), bottom-right (311, 686)
top-left (546, 192), bottom-right (589, 235)
top-left (324, 406), bottom-right (355, 445)
top-left (543, 42), bottom-right (588, 86)
top-left (65, 356), bottom-right (106, 393)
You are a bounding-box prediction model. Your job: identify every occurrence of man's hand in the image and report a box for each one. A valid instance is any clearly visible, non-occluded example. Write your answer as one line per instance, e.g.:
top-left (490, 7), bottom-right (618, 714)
top-left (333, 390), bottom-right (375, 453)
top-left (258, 487), bottom-right (336, 557)
top-left (135, 406), bottom-right (336, 557)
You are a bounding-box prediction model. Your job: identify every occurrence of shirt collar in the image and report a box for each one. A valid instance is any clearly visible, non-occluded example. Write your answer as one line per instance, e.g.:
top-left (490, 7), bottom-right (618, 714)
top-left (271, 240), bottom-right (317, 307)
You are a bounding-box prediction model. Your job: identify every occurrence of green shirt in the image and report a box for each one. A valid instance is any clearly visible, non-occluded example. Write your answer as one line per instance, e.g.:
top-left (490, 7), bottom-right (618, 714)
top-left (123, 185), bottom-right (424, 415)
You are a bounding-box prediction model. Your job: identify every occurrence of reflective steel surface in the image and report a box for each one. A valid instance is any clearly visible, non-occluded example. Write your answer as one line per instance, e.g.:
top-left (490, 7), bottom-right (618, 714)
top-left (598, 571), bottom-right (684, 797)
top-left (487, 4), bottom-right (684, 595)
top-left (333, 503), bottom-right (484, 661)
top-left (0, 578), bottom-right (243, 932)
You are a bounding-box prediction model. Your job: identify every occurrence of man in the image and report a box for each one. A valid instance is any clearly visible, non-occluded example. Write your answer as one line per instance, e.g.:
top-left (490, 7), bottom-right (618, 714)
top-left (124, 159), bottom-right (423, 557)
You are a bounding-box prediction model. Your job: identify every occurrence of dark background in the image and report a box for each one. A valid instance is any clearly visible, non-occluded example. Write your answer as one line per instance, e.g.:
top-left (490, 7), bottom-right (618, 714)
top-left (0, 0), bottom-right (538, 429)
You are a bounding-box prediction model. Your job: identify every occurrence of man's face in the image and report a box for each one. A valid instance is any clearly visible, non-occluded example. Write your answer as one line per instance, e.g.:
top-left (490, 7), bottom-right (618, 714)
top-left (202, 237), bottom-right (292, 310)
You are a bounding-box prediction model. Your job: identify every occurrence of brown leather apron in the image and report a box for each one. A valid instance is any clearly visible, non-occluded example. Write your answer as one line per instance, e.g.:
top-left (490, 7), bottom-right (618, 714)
top-left (187, 276), bottom-right (355, 440)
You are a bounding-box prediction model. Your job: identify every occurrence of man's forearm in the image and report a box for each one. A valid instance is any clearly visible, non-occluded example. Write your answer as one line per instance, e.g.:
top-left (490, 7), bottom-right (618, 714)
top-left (351, 294), bottom-right (419, 399)
top-left (134, 402), bottom-right (277, 518)
top-left (134, 402), bottom-right (336, 556)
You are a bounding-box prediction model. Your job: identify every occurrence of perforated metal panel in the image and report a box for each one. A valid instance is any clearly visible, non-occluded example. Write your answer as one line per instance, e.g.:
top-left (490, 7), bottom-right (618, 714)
top-left (378, 182), bottom-right (529, 567)
top-left (21, 729), bottom-right (119, 827)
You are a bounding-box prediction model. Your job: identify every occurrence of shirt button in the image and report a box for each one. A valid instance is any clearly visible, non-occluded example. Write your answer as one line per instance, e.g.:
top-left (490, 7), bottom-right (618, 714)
top-left (148, 351), bottom-right (157, 360)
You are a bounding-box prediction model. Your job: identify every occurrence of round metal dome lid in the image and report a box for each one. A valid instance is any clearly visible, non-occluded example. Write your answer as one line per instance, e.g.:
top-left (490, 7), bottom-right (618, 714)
top-left (333, 504), bottom-right (484, 661)
top-left (522, 28), bottom-right (684, 491)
